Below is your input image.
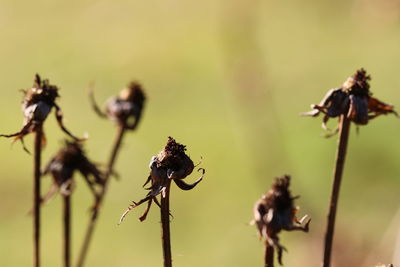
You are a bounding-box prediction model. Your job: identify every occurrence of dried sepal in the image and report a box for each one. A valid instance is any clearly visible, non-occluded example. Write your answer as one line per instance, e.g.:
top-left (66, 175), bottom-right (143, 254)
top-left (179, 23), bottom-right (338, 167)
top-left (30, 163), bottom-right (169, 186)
top-left (253, 175), bottom-right (310, 265)
top-left (0, 74), bottom-right (82, 152)
top-left (119, 137), bottom-right (204, 223)
top-left (42, 140), bottom-right (105, 206)
top-left (90, 81), bottom-right (146, 130)
top-left (303, 69), bottom-right (398, 137)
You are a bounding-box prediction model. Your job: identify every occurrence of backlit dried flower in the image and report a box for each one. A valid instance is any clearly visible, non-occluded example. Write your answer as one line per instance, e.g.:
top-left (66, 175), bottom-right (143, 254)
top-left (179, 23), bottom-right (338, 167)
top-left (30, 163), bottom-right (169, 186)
top-left (90, 81), bottom-right (146, 130)
top-left (42, 141), bottom-right (104, 206)
top-left (303, 69), bottom-right (398, 136)
top-left (120, 137), bottom-right (205, 223)
top-left (0, 74), bottom-right (82, 152)
top-left (253, 175), bottom-right (310, 265)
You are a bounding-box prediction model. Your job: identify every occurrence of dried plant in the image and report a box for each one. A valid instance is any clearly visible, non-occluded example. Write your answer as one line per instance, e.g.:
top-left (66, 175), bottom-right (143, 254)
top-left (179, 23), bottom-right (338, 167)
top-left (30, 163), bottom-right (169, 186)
top-left (119, 137), bottom-right (205, 267)
top-left (42, 140), bottom-right (104, 267)
top-left (253, 175), bottom-right (310, 267)
top-left (77, 81), bottom-right (146, 267)
top-left (0, 74), bottom-right (82, 267)
top-left (303, 68), bottom-right (398, 137)
top-left (303, 69), bottom-right (397, 267)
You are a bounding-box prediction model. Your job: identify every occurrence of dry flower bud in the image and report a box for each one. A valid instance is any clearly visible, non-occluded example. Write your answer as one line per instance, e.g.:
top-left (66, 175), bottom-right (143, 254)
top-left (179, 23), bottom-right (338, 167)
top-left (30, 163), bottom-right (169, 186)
top-left (253, 175), bottom-right (310, 265)
top-left (119, 137), bottom-right (204, 223)
top-left (42, 141), bottom-right (104, 202)
top-left (0, 74), bottom-right (82, 152)
top-left (303, 69), bottom-right (398, 136)
top-left (90, 81), bottom-right (146, 130)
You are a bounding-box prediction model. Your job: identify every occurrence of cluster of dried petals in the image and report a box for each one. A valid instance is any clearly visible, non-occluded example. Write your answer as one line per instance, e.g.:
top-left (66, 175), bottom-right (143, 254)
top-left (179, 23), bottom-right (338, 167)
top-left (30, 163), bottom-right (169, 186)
top-left (303, 68), bottom-right (398, 136)
top-left (253, 175), bottom-right (310, 265)
top-left (0, 74), bottom-right (81, 152)
top-left (90, 81), bottom-right (146, 130)
top-left (42, 141), bottom-right (104, 204)
top-left (120, 137), bottom-right (205, 223)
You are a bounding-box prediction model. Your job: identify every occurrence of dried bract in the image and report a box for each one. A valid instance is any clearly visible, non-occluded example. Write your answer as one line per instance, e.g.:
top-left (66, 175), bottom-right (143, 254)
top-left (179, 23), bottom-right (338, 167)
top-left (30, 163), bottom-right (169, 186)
top-left (253, 175), bottom-right (310, 265)
top-left (0, 74), bottom-right (82, 151)
top-left (90, 81), bottom-right (146, 130)
top-left (42, 141), bottom-right (104, 204)
top-left (303, 69), bottom-right (398, 136)
top-left (120, 137), bottom-right (204, 223)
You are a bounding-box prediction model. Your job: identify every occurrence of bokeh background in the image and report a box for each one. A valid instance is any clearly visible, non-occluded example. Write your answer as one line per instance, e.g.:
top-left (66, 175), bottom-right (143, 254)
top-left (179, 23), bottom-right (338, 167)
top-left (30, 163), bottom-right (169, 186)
top-left (1, 0), bottom-right (400, 266)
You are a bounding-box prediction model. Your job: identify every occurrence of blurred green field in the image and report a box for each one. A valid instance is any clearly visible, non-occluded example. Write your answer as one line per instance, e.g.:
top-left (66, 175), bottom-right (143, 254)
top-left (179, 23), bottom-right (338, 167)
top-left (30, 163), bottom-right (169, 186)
top-left (1, 0), bottom-right (400, 266)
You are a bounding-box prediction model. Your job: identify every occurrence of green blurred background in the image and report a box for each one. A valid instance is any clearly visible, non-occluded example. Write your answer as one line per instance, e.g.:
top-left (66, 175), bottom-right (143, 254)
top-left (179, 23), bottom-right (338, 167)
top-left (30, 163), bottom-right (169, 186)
top-left (1, 0), bottom-right (400, 266)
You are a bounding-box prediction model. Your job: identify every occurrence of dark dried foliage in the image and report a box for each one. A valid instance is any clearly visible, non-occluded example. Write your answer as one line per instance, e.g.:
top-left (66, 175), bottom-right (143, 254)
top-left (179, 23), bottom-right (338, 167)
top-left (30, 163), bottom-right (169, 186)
top-left (120, 137), bottom-right (205, 223)
top-left (303, 68), bottom-right (398, 136)
top-left (0, 74), bottom-right (81, 152)
top-left (90, 81), bottom-right (146, 130)
top-left (253, 175), bottom-right (310, 265)
top-left (42, 141), bottom-right (104, 204)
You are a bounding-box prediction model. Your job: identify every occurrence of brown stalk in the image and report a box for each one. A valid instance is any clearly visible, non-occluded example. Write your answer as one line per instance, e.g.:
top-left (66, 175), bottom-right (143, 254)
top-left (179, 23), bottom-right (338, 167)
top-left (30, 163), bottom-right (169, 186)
top-left (265, 244), bottom-right (274, 267)
top-left (161, 181), bottom-right (172, 267)
top-left (33, 125), bottom-right (43, 267)
top-left (323, 114), bottom-right (351, 267)
top-left (76, 124), bottom-right (126, 267)
top-left (63, 194), bottom-right (71, 267)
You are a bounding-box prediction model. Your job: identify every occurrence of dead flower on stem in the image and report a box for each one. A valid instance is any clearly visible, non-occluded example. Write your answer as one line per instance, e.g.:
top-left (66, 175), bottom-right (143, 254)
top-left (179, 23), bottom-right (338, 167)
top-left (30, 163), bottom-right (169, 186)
top-left (302, 68), bottom-right (398, 137)
top-left (119, 136), bottom-right (205, 223)
top-left (42, 140), bottom-right (105, 206)
top-left (253, 175), bottom-right (310, 265)
top-left (90, 81), bottom-right (146, 130)
top-left (0, 74), bottom-right (82, 152)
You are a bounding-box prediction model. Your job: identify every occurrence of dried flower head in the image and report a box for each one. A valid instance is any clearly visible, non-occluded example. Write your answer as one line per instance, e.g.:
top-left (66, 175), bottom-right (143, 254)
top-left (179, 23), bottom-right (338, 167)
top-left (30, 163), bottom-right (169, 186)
top-left (90, 81), bottom-right (146, 130)
top-left (303, 68), bottom-right (398, 136)
top-left (120, 137), bottom-right (205, 223)
top-left (376, 264), bottom-right (394, 267)
top-left (253, 175), bottom-right (310, 265)
top-left (42, 140), bottom-right (104, 205)
top-left (0, 74), bottom-right (82, 152)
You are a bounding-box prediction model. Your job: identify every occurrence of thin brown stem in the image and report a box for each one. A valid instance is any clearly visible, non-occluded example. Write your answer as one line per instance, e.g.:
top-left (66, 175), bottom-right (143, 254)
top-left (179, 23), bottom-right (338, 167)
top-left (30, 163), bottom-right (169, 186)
top-left (34, 125), bottom-right (43, 267)
top-left (323, 115), bottom-right (351, 267)
top-left (264, 243), bottom-right (274, 267)
top-left (63, 195), bottom-right (71, 267)
top-left (76, 124), bottom-right (126, 267)
top-left (161, 182), bottom-right (172, 267)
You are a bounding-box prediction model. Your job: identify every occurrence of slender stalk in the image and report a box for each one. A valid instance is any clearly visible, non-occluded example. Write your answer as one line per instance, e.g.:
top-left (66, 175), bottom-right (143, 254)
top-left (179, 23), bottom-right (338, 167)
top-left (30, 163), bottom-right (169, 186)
top-left (264, 243), bottom-right (274, 267)
top-left (34, 125), bottom-right (43, 267)
top-left (76, 124), bottom-right (126, 267)
top-left (323, 115), bottom-right (351, 267)
top-left (63, 195), bottom-right (71, 267)
top-left (161, 182), bottom-right (172, 267)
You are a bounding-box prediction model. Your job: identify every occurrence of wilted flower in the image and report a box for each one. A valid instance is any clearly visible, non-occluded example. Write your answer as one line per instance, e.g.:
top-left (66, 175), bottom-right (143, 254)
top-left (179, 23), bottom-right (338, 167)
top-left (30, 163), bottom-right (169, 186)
top-left (253, 175), bottom-right (310, 265)
top-left (303, 68), bottom-right (398, 136)
top-left (120, 137), bottom-right (205, 223)
top-left (42, 141), bottom-right (104, 205)
top-left (0, 74), bottom-right (82, 151)
top-left (90, 81), bottom-right (146, 130)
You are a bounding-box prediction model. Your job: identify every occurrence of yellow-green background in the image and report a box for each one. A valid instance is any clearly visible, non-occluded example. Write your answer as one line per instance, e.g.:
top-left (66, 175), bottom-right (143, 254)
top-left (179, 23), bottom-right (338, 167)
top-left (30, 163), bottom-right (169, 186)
top-left (1, 0), bottom-right (400, 266)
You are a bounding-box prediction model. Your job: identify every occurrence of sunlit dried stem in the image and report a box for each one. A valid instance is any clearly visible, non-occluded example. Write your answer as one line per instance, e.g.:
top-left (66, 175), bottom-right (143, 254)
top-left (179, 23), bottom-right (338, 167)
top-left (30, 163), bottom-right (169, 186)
top-left (63, 195), bottom-right (71, 267)
top-left (323, 114), bottom-right (351, 267)
top-left (265, 243), bottom-right (274, 267)
top-left (34, 125), bottom-right (43, 267)
top-left (76, 124), bottom-right (126, 267)
top-left (161, 182), bottom-right (172, 267)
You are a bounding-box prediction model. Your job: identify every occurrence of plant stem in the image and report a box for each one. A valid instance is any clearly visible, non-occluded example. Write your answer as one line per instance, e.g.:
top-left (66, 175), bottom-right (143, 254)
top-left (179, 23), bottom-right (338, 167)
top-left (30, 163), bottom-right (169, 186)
top-left (63, 195), bottom-right (71, 267)
top-left (161, 182), bottom-right (172, 267)
top-left (34, 125), bottom-right (43, 267)
top-left (323, 115), bottom-right (351, 267)
top-left (76, 124), bottom-right (126, 267)
top-left (264, 243), bottom-right (274, 267)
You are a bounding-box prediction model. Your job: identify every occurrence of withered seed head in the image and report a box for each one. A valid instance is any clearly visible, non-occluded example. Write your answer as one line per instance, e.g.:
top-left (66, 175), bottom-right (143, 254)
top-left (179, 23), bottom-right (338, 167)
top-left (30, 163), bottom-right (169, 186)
top-left (303, 68), bottom-right (398, 136)
top-left (119, 137), bottom-right (204, 223)
top-left (253, 175), bottom-right (310, 265)
top-left (105, 81), bottom-right (146, 130)
top-left (43, 140), bottom-right (104, 197)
